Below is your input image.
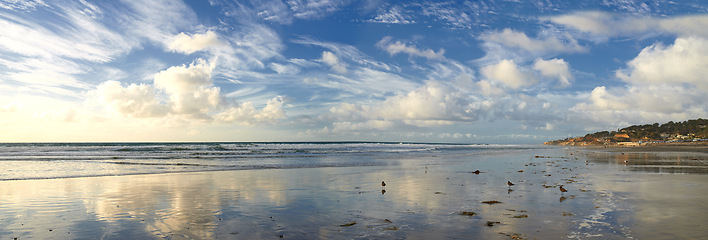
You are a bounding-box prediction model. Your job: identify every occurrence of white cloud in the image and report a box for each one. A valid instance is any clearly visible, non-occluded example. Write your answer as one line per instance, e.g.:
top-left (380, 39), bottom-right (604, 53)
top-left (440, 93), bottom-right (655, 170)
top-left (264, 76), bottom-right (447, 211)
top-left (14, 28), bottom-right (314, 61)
top-left (572, 37), bottom-right (708, 126)
top-left (547, 11), bottom-right (708, 39)
top-left (659, 15), bottom-right (708, 38)
top-left (94, 81), bottom-right (168, 118)
top-left (572, 85), bottom-right (708, 127)
top-left (247, 0), bottom-right (349, 24)
top-left (306, 68), bottom-right (418, 98)
top-left (331, 120), bottom-right (395, 132)
top-left (327, 81), bottom-right (477, 129)
top-left (367, 6), bottom-right (415, 24)
top-left (0, 7), bottom-right (133, 62)
top-left (0, 0), bottom-right (195, 99)
top-left (169, 31), bottom-right (225, 55)
top-left (119, 0), bottom-right (196, 44)
top-left (419, 1), bottom-right (473, 29)
top-left (481, 59), bottom-right (536, 89)
top-left (270, 62), bottom-right (301, 75)
top-left (320, 51), bottom-right (348, 74)
top-left (292, 36), bottom-right (394, 71)
top-left (480, 28), bottom-right (586, 55)
top-left (476, 80), bottom-right (505, 96)
top-left (533, 58), bottom-right (573, 88)
top-left (376, 36), bottom-right (445, 60)
top-left (575, 86), bottom-right (630, 111)
top-left (287, 0), bottom-right (347, 20)
top-left (215, 96), bottom-right (286, 125)
top-left (153, 59), bottom-right (222, 118)
top-left (616, 37), bottom-right (708, 91)
top-left (91, 58), bottom-right (287, 125)
top-left (220, 24), bottom-right (284, 70)
top-left (0, 0), bottom-right (47, 11)
top-left (377, 81), bottom-right (471, 121)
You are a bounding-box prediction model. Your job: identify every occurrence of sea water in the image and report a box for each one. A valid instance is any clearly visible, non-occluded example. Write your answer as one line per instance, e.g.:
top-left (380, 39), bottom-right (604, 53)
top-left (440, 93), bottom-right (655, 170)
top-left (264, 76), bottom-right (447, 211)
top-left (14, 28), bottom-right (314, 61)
top-left (0, 142), bottom-right (529, 181)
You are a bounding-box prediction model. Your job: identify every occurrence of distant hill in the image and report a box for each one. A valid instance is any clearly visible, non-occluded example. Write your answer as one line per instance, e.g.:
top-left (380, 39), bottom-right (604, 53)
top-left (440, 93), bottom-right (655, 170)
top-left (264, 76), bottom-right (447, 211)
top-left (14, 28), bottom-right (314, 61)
top-left (545, 118), bottom-right (708, 146)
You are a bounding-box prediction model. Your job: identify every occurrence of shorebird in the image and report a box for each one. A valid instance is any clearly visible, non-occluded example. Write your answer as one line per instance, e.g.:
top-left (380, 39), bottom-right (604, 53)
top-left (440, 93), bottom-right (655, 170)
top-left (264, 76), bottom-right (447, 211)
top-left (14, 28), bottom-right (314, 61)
top-left (559, 185), bottom-right (568, 193)
top-left (381, 181), bottom-right (386, 187)
top-left (507, 181), bottom-right (515, 186)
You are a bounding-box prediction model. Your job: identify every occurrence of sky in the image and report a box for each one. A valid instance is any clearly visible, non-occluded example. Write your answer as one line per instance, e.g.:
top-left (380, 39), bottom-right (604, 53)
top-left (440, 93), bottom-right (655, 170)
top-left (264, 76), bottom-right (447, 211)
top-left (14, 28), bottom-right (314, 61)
top-left (1, 0), bottom-right (708, 143)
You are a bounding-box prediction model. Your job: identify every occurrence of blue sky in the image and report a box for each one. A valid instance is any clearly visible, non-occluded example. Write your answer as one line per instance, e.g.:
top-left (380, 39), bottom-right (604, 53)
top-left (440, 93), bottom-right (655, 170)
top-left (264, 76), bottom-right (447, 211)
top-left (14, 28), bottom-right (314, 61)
top-left (1, 0), bottom-right (708, 143)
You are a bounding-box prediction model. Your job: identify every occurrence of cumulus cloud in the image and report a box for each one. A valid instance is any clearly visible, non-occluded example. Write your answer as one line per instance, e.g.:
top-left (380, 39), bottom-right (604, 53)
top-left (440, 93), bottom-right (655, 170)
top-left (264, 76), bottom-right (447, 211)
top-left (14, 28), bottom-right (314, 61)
top-left (572, 37), bottom-right (708, 126)
top-left (376, 36), bottom-right (445, 60)
top-left (169, 31), bottom-right (225, 54)
top-left (475, 80), bottom-right (505, 96)
top-left (215, 96), bottom-right (286, 125)
top-left (376, 81), bottom-right (473, 121)
top-left (317, 79), bottom-right (564, 135)
top-left (320, 51), bottom-right (348, 74)
top-left (572, 85), bottom-right (707, 127)
top-left (481, 59), bottom-right (536, 89)
top-left (616, 37), bottom-right (708, 91)
top-left (95, 81), bottom-right (168, 118)
top-left (327, 81), bottom-right (477, 129)
top-left (533, 58), bottom-right (573, 88)
top-left (153, 59), bottom-right (222, 118)
top-left (481, 28), bottom-right (586, 55)
top-left (92, 58), bottom-right (286, 124)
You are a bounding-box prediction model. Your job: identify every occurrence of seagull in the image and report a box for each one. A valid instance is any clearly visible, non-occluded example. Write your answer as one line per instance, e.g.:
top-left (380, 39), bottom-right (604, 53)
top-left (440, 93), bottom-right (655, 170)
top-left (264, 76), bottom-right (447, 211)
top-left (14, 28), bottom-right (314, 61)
top-left (507, 181), bottom-right (515, 186)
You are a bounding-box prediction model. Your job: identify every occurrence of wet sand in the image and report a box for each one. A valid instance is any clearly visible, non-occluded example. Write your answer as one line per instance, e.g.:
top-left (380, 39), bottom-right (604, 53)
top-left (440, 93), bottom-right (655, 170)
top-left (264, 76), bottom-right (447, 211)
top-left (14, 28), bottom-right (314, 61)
top-left (606, 142), bottom-right (708, 153)
top-left (1, 147), bottom-right (708, 239)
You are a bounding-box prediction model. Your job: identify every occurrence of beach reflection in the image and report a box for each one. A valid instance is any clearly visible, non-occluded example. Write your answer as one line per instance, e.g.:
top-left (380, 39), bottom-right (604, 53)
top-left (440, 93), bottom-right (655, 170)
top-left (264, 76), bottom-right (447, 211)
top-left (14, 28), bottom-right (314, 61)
top-left (2, 148), bottom-right (708, 239)
top-left (587, 150), bottom-right (708, 174)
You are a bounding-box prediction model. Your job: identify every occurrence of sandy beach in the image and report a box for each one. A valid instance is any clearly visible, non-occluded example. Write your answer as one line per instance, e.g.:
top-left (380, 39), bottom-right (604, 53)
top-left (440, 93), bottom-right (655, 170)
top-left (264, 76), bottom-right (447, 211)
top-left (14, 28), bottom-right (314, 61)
top-left (1, 146), bottom-right (707, 239)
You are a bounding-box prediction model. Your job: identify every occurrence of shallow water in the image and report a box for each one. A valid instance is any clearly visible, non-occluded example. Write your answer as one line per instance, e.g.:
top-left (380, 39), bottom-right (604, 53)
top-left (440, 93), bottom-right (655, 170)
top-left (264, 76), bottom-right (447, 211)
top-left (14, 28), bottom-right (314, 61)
top-left (1, 144), bottom-right (707, 239)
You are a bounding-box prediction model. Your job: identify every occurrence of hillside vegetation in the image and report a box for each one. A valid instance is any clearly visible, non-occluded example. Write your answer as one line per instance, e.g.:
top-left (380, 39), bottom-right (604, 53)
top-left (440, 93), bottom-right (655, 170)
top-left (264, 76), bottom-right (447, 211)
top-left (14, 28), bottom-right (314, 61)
top-left (545, 118), bottom-right (708, 146)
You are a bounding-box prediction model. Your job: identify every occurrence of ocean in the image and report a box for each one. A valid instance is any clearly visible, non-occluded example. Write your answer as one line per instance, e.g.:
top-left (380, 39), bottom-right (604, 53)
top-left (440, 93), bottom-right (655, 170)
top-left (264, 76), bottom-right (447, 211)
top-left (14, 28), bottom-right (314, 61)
top-left (0, 142), bottom-right (532, 181)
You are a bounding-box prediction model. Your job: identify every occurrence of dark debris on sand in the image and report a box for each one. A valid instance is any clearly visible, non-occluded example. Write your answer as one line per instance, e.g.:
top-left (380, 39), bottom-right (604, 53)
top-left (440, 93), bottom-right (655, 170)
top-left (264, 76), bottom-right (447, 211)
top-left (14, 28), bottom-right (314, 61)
top-left (339, 221), bottom-right (357, 227)
top-left (459, 211), bottom-right (477, 216)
